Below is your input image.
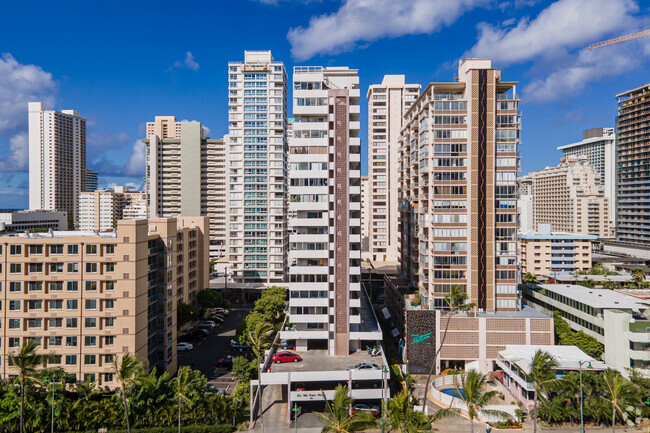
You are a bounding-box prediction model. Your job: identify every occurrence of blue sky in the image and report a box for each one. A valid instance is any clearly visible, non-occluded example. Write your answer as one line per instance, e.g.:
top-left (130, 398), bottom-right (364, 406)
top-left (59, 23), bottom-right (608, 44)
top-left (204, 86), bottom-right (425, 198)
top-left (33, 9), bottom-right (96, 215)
top-left (1, 0), bottom-right (649, 209)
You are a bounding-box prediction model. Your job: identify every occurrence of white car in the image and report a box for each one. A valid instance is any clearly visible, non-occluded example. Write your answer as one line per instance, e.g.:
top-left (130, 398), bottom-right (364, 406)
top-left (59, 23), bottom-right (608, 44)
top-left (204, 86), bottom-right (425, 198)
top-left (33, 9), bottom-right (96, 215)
top-left (177, 342), bottom-right (193, 351)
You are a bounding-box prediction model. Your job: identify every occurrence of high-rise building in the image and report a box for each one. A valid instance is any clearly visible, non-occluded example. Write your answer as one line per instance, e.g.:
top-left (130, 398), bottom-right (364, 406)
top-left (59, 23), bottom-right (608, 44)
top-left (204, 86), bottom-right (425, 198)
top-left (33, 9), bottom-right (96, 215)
top-left (286, 65), bottom-right (373, 355)
top-left (144, 116), bottom-right (227, 258)
top-left (85, 168), bottom-right (98, 192)
top-left (78, 187), bottom-right (147, 232)
top-left (521, 156), bottom-right (611, 238)
top-left (367, 76), bottom-right (420, 262)
top-left (557, 128), bottom-right (615, 226)
top-left (616, 84), bottom-right (650, 246)
top-left (227, 51), bottom-right (288, 284)
top-left (399, 59), bottom-right (520, 311)
top-left (28, 102), bottom-right (86, 227)
top-left (361, 175), bottom-right (371, 260)
top-left (0, 217), bottom-right (209, 383)
top-left (0, 210), bottom-right (67, 232)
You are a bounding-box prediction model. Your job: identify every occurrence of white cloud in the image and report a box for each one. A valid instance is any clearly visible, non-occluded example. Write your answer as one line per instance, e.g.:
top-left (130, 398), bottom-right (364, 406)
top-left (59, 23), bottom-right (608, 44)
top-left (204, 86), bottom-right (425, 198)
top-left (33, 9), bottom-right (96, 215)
top-left (287, 0), bottom-right (488, 60)
top-left (124, 140), bottom-right (147, 176)
top-left (0, 132), bottom-right (28, 172)
top-left (171, 51), bottom-right (199, 71)
top-left (467, 0), bottom-right (638, 65)
top-left (0, 53), bottom-right (57, 135)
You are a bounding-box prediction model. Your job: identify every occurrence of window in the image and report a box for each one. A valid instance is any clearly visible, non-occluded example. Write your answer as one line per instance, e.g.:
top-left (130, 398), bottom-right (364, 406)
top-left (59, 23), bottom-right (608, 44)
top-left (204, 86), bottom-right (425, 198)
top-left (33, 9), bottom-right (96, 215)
top-left (104, 354), bottom-right (114, 363)
top-left (105, 263), bottom-right (115, 272)
top-left (65, 355), bottom-right (77, 365)
top-left (8, 319), bottom-right (20, 329)
top-left (86, 245), bottom-right (97, 254)
top-left (27, 319), bottom-right (42, 328)
top-left (66, 336), bottom-right (77, 347)
top-left (67, 299), bottom-right (78, 310)
top-left (105, 244), bottom-right (115, 254)
top-left (9, 282), bottom-right (21, 292)
top-left (84, 336), bottom-right (96, 346)
top-left (28, 263), bottom-right (43, 273)
top-left (9, 300), bottom-right (21, 311)
top-left (48, 336), bottom-right (62, 347)
top-left (10, 263), bottom-right (21, 273)
top-left (67, 263), bottom-right (79, 273)
top-left (10, 245), bottom-right (22, 255)
top-left (49, 281), bottom-right (63, 291)
top-left (28, 282), bottom-right (42, 291)
top-left (85, 318), bottom-right (97, 328)
top-left (105, 317), bottom-right (114, 327)
top-left (50, 244), bottom-right (63, 254)
top-left (85, 281), bottom-right (97, 291)
top-left (28, 245), bottom-right (43, 254)
top-left (9, 337), bottom-right (20, 348)
top-left (84, 373), bottom-right (96, 382)
top-left (67, 245), bottom-right (78, 255)
top-left (105, 299), bottom-right (115, 309)
top-left (48, 318), bottom-right (62, 328)
top-left (84, 355), bottom-right (96, 365)
top-left (85, 263), bottom-right (97, 273)
top-left (49, 263), bottom-right (64, 273)
top-left (85, 299), bottom-right (97, 310)
top-left (105, 336), bottom-right (114, 345)
top-left (49, 300), bottom-right (63, 309)
top-left (104, 373), bottom-right (114, 382)
top-left (66, 318), bottom-right (78, 328)
top-left (27, 300), bottom-right (42, 310)
top-left (105, 281), bottom-right (115, 291)
top-left (49, 356), bottom-right (62, 366)
top-left (67, 281), bottom-right (78, 291)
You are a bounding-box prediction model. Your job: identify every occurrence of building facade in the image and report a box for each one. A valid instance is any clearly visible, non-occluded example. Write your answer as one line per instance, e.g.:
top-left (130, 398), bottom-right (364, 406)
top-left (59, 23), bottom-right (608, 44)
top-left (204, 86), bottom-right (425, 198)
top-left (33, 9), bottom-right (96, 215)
top-left (85, 169), bottom-right (98, 192)
top-left (616, 84), bottom-right (650, 247)
top-left (519, 226), bottom-right (595, 276)
top-left (0, 210), bottom-right (67, 232)
top-left (399, 59), bottom-right (520, 311)
top-left (78, 187), bottom-right (147, 232)
top-left (521, 156), bottom-right (611, 238)
top-left (558, 128), bottom-right (615, 227)
top-left (0, 217), bottom-right (209, 385)
top-left (144, 116), bottom-right (227, 259)
top-left (285, 65), bottom-right (373, 355)
top-left (361, 175), bottom-right (370, 260)
top-left (28, 102), bottom-right (86, 227)
top-left (367, 76), bottom-right (420, 262)
top-left (227, 51), bottom-right (288, 284)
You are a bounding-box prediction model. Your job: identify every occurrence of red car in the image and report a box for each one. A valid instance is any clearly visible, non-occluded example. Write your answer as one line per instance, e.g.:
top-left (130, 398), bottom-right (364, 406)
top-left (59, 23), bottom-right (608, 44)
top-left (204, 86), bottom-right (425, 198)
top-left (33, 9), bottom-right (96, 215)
top-left (272, 351), bottom-right (302, 364)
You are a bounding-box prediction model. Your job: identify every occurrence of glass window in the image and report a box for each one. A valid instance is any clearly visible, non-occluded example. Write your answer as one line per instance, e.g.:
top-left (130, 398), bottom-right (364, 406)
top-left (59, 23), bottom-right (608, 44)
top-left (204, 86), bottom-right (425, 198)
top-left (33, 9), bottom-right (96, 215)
top-left (9, 282), bottom-right (21, 292)
top-left (10, 263), bottom-right (21, 273)
top-left (85, 281), bottom-right (97, 291)
top-left (105, 244), bottom-right (115, 254)
top-left (85, 263), bottom-right (97, 273)
top-left (10, 245), bottom-right (22, 255)
top-left (105, 299), bottom-right (114, 309)
top-left (84, 355), bottom-right (96, 365)
top-left (86, 245), bottom-right (97, 254)
top-left (84, 336), bottom-right (96, 346)
top-left (85, 318), bottom-right (97, 328)
top-left (67, 245), bottom-right (78, 255)
top-left (65, 355), bottom-right (77, 365)
top-left (85, 299), bottom-right (97, 310)
top-left (67, 281), bottom-right (78, 291)
top-left (48, 318), bottom-right (62, 328)
top-left (9, 337), bottom-right (20, 348)
top-left (67, 263), bottom-right (79, 273)
top-left (105, 263), bottom-right (115, 272)
top-left (28, 245), bottom-right (43, 254)
top-left (66, 336), bottom-right (77, 347)
top-left (66, 318), bottom-right (78, 328)
top-left (105, 317), bottom-right (114, 327)
top-left (50, 244), bottom-right (63, 254)
top-left (8, 319), bottom-right (20, 329)
top-left (9, 300), bottom-right (20, 311)
top-left (105, 336), bottom-right (114, 345)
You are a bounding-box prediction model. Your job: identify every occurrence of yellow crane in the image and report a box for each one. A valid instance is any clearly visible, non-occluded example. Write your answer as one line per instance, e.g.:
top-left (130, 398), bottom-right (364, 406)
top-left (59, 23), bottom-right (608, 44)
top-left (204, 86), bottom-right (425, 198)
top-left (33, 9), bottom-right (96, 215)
top-left (587, 29), bottom-right (650, 50)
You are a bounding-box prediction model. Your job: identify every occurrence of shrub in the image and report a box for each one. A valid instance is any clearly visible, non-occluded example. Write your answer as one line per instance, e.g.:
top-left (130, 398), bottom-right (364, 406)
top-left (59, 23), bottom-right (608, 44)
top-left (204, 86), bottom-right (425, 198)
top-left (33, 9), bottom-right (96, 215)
top-left (63, 426), bottom-right (234, 433)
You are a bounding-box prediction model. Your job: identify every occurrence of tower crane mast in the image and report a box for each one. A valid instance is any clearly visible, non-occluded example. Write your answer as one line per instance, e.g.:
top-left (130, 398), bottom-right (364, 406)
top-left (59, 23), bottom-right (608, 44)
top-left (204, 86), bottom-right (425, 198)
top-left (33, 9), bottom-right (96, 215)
top-left (587, 29), bottom-right (650, 50)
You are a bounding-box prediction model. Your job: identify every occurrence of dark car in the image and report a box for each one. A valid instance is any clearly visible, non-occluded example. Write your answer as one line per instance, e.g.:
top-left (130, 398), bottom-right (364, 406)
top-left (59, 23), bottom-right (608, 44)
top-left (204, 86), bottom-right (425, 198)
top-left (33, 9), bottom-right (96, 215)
top-left (216, 355), bottom-right (233, 369)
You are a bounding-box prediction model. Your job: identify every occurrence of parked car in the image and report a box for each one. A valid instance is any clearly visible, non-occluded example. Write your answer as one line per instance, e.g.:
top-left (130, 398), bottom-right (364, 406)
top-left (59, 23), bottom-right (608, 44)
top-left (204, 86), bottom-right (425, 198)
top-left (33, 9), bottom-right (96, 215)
top-left (208, 315), bottom-right (224, 323)
top-left (347, 363), bottom-right (380, 371)
top-left (198, 321), bottom-right (216, 329)
top-left (280, 341), bottom-right (295, 350)
top-left (206, 385), bottom-right (226, 395)
top-left (212, 368), bottom-right (229, 379)
top-left (209, 308), bottom-right (230, 315)
top-left (272, 351), bottom-right (302, 364)
top-left (177, 342), bottom-right (193, 352)
top-left (181, 329), bottom-right (208, 342)
top-left (216, 355), bottom-right (233, 369)
top-left (230, 340), bottom-right (249, 351)
top-left (352, 404), bottom-right (380, 417)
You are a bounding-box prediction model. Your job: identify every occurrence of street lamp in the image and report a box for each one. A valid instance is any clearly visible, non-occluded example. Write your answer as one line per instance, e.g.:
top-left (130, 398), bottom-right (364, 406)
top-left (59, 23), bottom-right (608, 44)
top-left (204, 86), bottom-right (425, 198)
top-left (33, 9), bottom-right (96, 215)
top-left (578, 360), bottom-right (593, 433)
top-left (381, 365), bottom-right (389, 433)
top-left (292, 402), bottom-right (299, 433)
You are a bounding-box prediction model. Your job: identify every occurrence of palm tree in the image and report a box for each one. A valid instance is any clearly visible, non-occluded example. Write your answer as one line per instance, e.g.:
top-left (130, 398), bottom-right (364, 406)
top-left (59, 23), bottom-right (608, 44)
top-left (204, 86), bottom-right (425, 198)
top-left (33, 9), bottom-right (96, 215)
top-left (631, 268), bottom-right (646, 289)
top-left (112, 353), bottom-right (145, 433)
top-left (248, 322), bottom-right (275, 430)
top-left (386, 387), bottom-right (430, 432)
top-left (602, 369), bottom-right (637, 432)
top-left (522, 272), bottom-right (540, 284)
top-left (315, 384), bottom-right (377, 433)
top-left (7, 340), bottom-right (49, 433)
top-left (433, 370), bottom-right (510, 433)
top-left (528, 349), bottom-right (558, 433)
top-left (174, 366), bottom-right (202, 433)
top-left (422, 286), bottom-right (475, 410)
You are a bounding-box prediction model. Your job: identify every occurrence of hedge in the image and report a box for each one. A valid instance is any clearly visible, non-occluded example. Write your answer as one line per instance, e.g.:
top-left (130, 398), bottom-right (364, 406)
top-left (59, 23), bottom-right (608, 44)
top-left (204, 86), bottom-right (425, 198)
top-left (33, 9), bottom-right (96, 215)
top-left (63, 425), bottom-right (234, 433)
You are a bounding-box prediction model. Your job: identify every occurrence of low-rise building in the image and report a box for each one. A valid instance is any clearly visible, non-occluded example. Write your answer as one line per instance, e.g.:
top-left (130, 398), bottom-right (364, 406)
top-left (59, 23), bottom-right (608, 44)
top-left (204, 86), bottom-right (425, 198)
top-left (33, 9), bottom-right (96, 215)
top-left (519, 225), bottom-right (596, 276)
top-left (496, 345), bottom-right (608, 409)
top-left (0, 210), bottom-right (68, 232)
top-left (78, 187), bottom-right (147, 232)
top-left (521, 283), bottom-right (650, 376)
top-left (0, 216), bottom-right (209, 386)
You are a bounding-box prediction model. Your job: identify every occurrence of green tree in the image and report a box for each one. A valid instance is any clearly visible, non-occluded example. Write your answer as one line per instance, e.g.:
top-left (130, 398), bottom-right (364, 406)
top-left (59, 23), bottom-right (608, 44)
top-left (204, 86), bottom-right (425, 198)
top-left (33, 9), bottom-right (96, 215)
top-left (386, 387), bottom-right (430, 432)
top-left (554, 312), bottom-right (604, 359)
top-left (249, 322), bottom-right (276, 432)
top-left (411, 290), bottom-right (421, 307)
top-left (315, 384), bottom-right (377, 433)
top-left (174, 366), bottom-right (204, 433)
top-left (231, 357), bottom-right (256, 382)
top-left (522, 272), bottom-right (540, 284)
top-left (177, 302), bottom-right (200, 329)
top-left (422, 285), bottom-right (475, 409)
top-left (433, 370), bottom-right (510, 433)
top-left (602, 369), bottom-right (638, 432)
top-left (631, 268), bottom-right (646, 289)
top-left (6, 340), bottom-right (49, 433)
top-left (528, 350), bottom-right (559, 433)
top-left (113, 353), bottom-right (146, 433)
top-left (196, 289), bottom-right (226, 310)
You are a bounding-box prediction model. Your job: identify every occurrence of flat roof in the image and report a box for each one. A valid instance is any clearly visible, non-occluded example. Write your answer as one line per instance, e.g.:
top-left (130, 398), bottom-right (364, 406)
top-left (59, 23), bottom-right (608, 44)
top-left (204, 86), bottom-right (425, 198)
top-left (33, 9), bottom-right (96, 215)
top-left (267, 350), bottom-right (385, 374)
top-left (549, 273), bottom-right (650, 283)
top-left (534, 284), bottom-right (650, 310)
top-left (499, 345), bottom-right (608, 374)
top-left (0, 230), bottom-right (117, 239)
top-left (519, 230), bottom-right (597, 240)
top-left (476, 306), bottom-right (550, 319)
top-left (557, 134), bottom-right (614, 150)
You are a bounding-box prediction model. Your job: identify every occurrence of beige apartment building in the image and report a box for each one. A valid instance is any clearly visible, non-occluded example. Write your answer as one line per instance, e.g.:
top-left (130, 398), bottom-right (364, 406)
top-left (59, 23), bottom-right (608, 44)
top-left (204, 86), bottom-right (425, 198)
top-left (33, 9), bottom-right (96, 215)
top-left (361, 175), bottom-right (370, 260)
top-left (521, 156), bottom-right (611, 238)
top-left (78, 187), bottom-right (147, 232)
top-left (0, 217), bottom-right (209, 385)
top-left (367, 76), bottom-right (420, 262)
top-left (519, 225), bottom-right (595, 277)
top-left (399, 59), bottom-right (519, 311)
top-left (144, 116), bottom-right (227, 259)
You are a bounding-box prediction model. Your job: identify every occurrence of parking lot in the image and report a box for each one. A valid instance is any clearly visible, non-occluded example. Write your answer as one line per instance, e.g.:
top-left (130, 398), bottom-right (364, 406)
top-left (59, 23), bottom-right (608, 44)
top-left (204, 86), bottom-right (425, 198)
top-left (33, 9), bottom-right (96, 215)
top-left (177, 305), bottom-right (252, 393)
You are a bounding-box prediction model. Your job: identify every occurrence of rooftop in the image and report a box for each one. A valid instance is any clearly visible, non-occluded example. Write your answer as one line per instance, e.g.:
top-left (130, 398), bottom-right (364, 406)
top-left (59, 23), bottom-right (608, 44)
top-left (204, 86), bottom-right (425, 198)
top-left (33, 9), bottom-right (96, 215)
top-left (549, 273), bottom-right (650, 284)
top-left (0, 230), bottom-right (118, 239)
top-left (268, 349), bottom-right (386, 374)
top-left (519, 230), bottom-right (597, 240)
top-left (476, 306), bottom-right (551, 319)
top-left (499, 345), bottom-right (608, 374)
top-left (533, 284), bottom-right (650, 310)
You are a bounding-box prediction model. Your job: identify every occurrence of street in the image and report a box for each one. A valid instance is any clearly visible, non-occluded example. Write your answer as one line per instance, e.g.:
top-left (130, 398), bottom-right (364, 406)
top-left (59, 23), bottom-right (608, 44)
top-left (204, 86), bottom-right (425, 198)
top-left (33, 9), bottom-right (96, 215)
top-left (177, 305), bottom-right (252, 393)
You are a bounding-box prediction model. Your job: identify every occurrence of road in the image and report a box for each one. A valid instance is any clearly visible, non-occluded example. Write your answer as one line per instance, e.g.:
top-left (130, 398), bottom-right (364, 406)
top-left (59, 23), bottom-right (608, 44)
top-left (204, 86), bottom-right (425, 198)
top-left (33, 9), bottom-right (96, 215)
top-left (177, 305), bottom-right (252, 393)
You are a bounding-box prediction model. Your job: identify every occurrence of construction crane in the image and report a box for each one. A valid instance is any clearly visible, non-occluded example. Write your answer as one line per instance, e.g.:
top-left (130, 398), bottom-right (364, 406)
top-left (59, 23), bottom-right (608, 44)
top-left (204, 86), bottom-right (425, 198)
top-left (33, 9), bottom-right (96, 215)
top-left (587, 29), bottom-right (650, 50)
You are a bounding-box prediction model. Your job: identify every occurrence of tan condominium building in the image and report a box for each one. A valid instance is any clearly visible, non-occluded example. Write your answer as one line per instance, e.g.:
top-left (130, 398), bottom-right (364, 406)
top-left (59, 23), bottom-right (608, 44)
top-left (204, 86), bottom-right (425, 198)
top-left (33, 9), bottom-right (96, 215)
top-left (144, 116), bottom-right (227, 259)
top-left (78, 187), bottom-right (147, 232)
top-left (361, 175), bottom-right (370, 260)
top-left (367, 76), bottom-right (420, 262)
top-left (28, 102), bottom-right (86, 228)
top-left (521, 156), bottom-right (611, 238)
top-left (616, 83), bottom-right (650, 247)
top-left (519, 224), bottom-right (595, 277)
top-left (0, 217), bottom-right (209, 386)
top-left (399, 59), bottom-right (520, 312)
